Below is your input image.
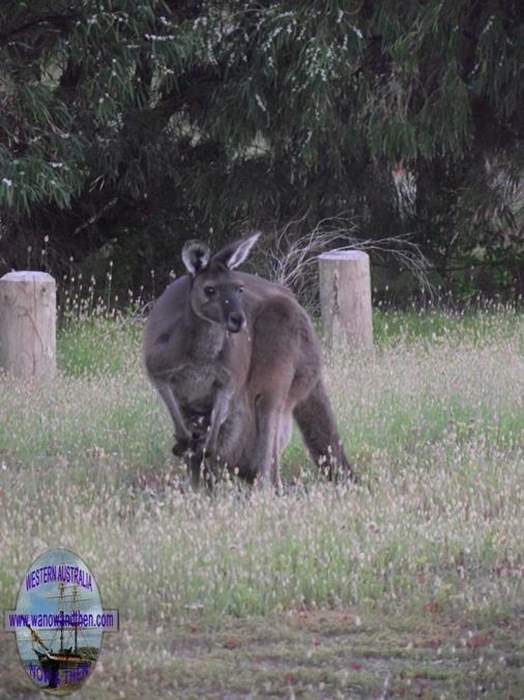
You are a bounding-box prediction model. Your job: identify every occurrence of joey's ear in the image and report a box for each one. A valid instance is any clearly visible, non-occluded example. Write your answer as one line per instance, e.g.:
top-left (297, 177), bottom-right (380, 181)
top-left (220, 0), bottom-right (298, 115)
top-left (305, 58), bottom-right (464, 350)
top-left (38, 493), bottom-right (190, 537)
top-left (182, 240), bottom-right (211, 276)
top-left (213, 232), bottom-right (261, 271)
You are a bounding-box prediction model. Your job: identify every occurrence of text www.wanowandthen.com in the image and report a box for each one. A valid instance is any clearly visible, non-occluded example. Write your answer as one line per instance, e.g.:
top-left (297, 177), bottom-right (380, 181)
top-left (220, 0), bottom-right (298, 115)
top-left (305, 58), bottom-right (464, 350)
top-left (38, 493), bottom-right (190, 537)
top-left (7, 610), bottom-right (117, 630)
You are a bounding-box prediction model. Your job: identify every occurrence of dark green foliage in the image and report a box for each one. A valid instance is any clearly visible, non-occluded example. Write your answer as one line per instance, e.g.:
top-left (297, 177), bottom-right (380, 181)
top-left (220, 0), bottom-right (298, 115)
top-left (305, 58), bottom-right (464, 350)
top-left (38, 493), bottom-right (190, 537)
top-left (0, 1), bottom-right (522, 300)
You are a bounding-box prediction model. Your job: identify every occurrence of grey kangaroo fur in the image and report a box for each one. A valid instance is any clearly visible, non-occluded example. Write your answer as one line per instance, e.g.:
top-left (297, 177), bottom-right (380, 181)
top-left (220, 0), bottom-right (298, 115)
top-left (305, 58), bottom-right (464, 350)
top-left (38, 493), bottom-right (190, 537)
top-left (143, 233), bottom-right (355, 488)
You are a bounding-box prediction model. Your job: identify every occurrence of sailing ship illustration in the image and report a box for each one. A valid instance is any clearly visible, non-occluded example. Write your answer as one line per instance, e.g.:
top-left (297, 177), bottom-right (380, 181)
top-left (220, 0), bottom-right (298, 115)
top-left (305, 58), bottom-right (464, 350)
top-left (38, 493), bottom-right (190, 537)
top-left (24, 582), bottom-right (99, 691)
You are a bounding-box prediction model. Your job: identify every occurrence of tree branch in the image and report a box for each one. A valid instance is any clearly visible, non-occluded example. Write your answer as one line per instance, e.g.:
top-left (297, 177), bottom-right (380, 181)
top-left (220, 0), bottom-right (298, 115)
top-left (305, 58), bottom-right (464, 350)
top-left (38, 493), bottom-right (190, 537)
top-left (0, 13), bottom-right (78, 43)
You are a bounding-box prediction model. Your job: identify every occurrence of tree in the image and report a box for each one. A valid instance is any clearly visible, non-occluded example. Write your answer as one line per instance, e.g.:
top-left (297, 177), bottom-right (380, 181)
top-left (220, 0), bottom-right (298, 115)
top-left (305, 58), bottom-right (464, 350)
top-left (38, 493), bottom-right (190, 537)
top-left (0, 0), bottom-right (523, 301)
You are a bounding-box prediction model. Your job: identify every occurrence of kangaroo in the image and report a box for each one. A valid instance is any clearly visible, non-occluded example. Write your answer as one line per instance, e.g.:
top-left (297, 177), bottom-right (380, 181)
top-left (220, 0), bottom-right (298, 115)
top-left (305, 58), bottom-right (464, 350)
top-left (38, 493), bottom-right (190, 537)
top-left (143, 233), bottom-right (355, 488)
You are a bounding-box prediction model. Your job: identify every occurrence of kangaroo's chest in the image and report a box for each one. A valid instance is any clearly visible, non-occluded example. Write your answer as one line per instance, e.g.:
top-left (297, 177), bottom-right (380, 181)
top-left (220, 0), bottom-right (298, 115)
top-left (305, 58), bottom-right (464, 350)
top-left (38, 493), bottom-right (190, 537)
top-left (170, 362), bottom-right (228, 413)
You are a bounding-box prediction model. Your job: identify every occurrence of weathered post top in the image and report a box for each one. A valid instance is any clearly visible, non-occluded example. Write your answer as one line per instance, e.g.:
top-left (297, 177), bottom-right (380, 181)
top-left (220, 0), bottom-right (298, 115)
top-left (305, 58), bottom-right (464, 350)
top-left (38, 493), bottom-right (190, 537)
top-left (319, 250), bottom-right (369, 262)
top-left (0, 271), bottom-right (56, 380)
top-left (318, 250), bottom-right (373, 349)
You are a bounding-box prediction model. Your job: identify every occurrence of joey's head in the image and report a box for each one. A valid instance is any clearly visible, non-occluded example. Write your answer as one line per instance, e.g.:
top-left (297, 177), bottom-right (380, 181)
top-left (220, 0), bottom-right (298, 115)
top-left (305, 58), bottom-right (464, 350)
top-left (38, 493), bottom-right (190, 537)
top-left (182, 232), bottom-right (260, 333)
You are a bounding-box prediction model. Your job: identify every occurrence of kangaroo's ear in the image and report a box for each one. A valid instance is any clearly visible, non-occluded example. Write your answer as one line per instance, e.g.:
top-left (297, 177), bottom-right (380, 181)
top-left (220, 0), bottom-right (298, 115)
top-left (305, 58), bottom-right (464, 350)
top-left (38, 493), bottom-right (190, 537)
top-left (182, 240), bottom-right (211, 276)
top-left (213, 232), bottom-right (261, 271)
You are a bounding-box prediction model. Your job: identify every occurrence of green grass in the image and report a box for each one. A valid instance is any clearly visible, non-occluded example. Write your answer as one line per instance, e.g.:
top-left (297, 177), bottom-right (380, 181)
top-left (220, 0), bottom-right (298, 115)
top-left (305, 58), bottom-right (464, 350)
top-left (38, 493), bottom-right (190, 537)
top-left (372, 304), bottom-right (522, 347)
top-left (57, 315), bottom-right (143, 376)
top-left (0, 307), bottom-right (523, 698)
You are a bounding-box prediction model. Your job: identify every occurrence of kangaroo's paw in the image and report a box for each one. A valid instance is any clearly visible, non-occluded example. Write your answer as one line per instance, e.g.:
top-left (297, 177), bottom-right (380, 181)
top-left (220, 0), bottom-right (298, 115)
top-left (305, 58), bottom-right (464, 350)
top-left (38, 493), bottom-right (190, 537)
top-left (172, 438), bottom-right (190, 457)
top-left (173, 428), bottom-right (208, 458)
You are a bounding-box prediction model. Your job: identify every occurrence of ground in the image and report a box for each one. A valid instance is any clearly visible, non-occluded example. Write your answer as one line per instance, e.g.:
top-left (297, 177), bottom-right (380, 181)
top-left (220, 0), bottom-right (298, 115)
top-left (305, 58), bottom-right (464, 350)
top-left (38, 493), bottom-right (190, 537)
top-left (2, 607), bottom-right (523, 698)
top-left (0, 307), bottom-right (523, 698)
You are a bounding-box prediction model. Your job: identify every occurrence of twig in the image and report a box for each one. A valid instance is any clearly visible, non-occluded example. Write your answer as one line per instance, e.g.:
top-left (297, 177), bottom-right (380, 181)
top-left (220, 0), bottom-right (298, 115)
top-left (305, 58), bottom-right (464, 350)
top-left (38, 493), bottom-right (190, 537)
top-left (72, 197), bottom-right (118, 236)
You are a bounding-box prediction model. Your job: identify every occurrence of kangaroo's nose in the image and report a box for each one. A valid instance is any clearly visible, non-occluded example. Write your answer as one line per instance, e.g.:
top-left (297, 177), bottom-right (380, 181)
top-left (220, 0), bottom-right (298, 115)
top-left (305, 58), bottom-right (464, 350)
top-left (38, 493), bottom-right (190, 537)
top-left (227, 312), bottom-right (244, 333)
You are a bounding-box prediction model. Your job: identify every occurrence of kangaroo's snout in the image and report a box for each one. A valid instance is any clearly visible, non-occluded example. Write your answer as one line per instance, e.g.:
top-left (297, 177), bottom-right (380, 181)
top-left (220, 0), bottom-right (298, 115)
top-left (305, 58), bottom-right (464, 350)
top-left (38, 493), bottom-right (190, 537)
top-left (227, 311), bottom-right (244, 333)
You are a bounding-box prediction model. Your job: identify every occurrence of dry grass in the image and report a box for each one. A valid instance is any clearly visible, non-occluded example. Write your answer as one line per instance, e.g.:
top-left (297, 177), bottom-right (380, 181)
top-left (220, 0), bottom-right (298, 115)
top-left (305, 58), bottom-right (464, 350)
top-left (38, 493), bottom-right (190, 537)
top-left (0, 308), bottom-right (522, 697)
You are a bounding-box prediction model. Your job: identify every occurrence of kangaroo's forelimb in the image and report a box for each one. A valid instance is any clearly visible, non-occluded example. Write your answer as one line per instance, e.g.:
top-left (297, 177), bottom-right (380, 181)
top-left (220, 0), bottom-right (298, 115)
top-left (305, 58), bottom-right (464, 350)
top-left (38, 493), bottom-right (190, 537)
top-left (152, 378), bottom-right (193, 446)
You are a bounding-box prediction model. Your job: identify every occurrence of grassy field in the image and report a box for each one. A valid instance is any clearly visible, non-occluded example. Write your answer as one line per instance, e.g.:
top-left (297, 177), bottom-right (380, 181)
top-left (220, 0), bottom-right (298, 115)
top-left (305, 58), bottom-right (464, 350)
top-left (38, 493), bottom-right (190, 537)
top-left (0, 307), bottom-right (523, 698)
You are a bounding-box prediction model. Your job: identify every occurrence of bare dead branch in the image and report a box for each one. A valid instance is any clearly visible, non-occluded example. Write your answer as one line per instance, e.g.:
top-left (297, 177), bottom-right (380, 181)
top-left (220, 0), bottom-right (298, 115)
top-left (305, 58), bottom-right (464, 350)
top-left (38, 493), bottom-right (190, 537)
top-left (256, 214), bottom-right (433, 308)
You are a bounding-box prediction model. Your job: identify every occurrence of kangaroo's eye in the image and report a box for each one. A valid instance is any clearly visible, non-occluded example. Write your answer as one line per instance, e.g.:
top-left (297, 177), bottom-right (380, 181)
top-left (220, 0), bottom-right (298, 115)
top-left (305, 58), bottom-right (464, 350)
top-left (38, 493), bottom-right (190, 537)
top-left (204, 286), bottom-right (216, 297)
top-left (237, 286), bottom-right (244, 294)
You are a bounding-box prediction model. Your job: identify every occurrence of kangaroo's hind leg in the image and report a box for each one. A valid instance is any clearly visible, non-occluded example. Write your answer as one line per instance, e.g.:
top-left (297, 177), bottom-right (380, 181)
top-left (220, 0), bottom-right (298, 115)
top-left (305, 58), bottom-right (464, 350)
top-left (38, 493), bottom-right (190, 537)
top-left (204, 386), bottom-right (234, 457)
top-left (271, 409), bottom-right (292, 491)
top-left (249, 300), bottom-right (298, 487)
top-left (252, 371), bottom-right (295, 488)
top-left (253, 393), bottom-right (285, 487)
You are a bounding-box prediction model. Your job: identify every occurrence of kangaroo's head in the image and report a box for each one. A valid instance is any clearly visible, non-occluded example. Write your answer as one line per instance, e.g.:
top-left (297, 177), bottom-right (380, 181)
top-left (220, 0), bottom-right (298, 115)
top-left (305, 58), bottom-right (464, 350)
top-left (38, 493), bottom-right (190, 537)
top-left (182, 233), bottom-right (260, 333)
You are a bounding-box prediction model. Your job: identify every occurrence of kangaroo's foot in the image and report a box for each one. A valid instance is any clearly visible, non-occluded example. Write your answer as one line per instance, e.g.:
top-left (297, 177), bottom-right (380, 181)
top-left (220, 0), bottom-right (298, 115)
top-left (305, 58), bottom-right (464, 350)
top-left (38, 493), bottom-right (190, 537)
top-left (189, 453), bottom-right (219, 491)
top-left (326, 456), bottom-right (359, 485)
top-left (253, 464), bottom-right (281, 492)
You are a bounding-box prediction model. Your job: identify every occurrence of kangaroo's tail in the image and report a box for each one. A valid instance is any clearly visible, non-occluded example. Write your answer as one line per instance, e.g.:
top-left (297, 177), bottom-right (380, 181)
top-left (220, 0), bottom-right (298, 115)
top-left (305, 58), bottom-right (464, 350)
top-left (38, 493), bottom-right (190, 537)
top-left (293, 379), bottom-right (356, 482)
